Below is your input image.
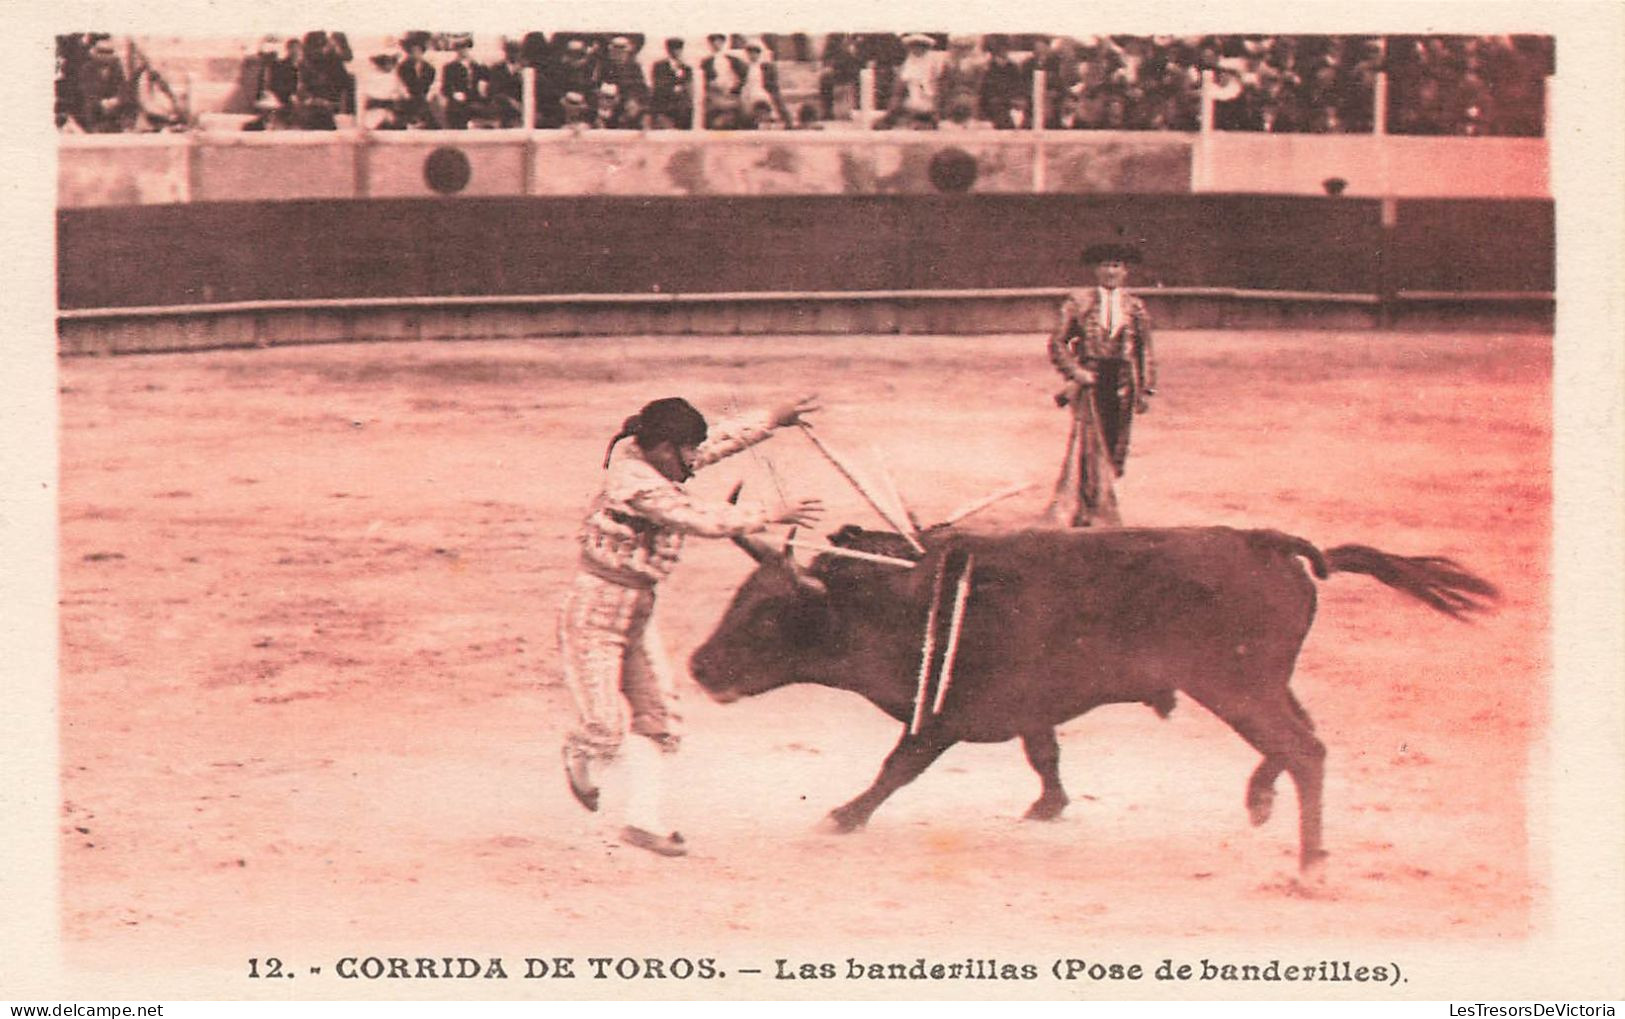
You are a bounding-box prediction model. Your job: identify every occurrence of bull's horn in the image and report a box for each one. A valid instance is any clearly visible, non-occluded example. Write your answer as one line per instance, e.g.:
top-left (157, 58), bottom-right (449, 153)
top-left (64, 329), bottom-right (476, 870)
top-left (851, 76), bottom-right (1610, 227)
top-left (726, 483), bottom-right (778, 563)
top-left (732, 533), bottom-right (777, 565)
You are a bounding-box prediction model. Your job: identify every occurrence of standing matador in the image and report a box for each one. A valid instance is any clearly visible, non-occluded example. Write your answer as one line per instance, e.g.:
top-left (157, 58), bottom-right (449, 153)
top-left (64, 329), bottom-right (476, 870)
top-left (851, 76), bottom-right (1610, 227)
top-left (1045, 241), bottom-right (1157, 526)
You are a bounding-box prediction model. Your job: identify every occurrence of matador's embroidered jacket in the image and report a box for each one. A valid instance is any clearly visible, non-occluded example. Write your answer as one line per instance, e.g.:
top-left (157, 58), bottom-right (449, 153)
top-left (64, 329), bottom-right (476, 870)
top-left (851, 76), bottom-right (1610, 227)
top-left (576, 411), bottom-right (777, 588)
top-left (1047, 286), bottom-right (1158, 401)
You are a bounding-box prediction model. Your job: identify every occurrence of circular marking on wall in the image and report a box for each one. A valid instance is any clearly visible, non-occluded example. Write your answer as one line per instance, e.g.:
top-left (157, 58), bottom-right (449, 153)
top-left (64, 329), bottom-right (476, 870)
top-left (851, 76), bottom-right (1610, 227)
top-left (928, 147), bottom-right (978, 193)
top-left (424, 147), bottom-right (473, 194)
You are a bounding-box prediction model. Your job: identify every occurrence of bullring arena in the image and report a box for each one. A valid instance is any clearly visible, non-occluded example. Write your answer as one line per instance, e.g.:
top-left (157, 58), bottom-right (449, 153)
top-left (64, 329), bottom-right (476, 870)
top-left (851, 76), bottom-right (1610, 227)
top-left (28, 16), bottom-right (1621, 1004)
top-left (58, 327), bottom-right (1548, 963)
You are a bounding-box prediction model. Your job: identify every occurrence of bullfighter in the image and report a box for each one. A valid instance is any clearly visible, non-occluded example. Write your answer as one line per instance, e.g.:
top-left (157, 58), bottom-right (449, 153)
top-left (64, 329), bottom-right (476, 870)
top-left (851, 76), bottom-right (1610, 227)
top-left (558, 395), bottom-right (823, 856)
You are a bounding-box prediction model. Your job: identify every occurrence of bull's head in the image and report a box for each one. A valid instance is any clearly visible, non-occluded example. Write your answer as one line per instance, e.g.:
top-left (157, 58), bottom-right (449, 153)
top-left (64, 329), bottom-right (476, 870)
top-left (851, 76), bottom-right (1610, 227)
top-left (688, 533), bottom-right (838, 703)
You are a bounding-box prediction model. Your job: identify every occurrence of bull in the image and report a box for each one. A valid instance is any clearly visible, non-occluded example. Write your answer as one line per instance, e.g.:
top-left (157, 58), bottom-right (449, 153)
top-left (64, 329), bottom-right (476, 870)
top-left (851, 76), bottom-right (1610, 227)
top-left (687, 524), bottom-right (1497, 869)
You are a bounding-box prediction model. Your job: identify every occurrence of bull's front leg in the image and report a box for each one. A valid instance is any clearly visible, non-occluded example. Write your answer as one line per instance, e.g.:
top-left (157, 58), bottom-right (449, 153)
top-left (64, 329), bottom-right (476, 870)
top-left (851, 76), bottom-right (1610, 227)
top-left (826, 730), bottom-right (954, 833)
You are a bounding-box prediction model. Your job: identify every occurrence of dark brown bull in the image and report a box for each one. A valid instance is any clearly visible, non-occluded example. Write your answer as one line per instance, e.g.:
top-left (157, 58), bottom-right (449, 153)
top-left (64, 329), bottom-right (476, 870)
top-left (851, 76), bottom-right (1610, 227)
top-left (687, 524), bottom-right (1497, 869)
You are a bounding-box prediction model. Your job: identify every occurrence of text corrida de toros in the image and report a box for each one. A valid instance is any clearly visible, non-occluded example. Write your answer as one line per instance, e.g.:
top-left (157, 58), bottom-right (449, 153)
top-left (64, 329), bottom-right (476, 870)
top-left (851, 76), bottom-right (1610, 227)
top-left (324, 955), bottom-right (1406, 984)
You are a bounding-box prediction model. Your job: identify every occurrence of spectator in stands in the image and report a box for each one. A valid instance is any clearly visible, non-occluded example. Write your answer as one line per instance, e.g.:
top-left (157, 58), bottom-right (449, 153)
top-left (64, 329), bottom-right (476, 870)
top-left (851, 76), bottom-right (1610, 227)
top-left (979, 35), bottom-right (1029, 129)
top-left (548, 33), bottom-right (603, 86)
top-left (396, 37), bottom-right (437, 128)
top-left (1097, 92), bottom-right (1131, 131)
top-left (857, 33), bottom-right (906, 111)
top-left (1391, 75), bottom-right (1450, 134)
top-left (739, 39), bottom-right (791, 128)
top-left (519, 31), bottom-right (551, 70)
top-left (130, 51), bottom-right (184, 131)
top-left (560, 89), bottom-right (592, 128)
top-left (299, 31), bottom-right (353, 126)
top-left (441, 37), bottom-right (486, 129)
top-left (1454, 68), bottom-right (1498, 136)
top-left (56, 35), bottom-right (92, 130)
top-left (619, 93), bottom-right (651, 130)
top-left (1049, 85), bottom-right (1089, 129)
top-left (598, 35), bottom-right (651, 112)
top-left (937, 35), bottom-right (985, 123)
top-left (591, 82), bottom-right (646, 129)
top-left (1481, 36), bottom-right (1550, 137)
top-left (520, 32), bottom-right (565, 127)
top-left (552, 39), bottom-right (598, 114)
top-left (486, 41), bottom-right (527, 128)
top-left (701, 33), bottom-right (747, 129)
top-left (818, 33), bottom-right (863, 121)
top-left (884, 33), bottom-right (943, 128)
top-left (77, 37), bottom-right (128, 134)
top-left (1029, 35), bottom-right (1071, 112)
top-left (269, 38), bottom-right (302, 110)
top-left (361, 50), bottom-right (406, 129)
top-left (745, 99), bottom-right (785, 130)
top-left (939, 94), bottom-right (991, 130)
top-left (999, 93), bottom-right (1036, 130)
top-left (650, 37), bottom-right (695, 129)
top-left (763, 33), bottom-right (814, 62)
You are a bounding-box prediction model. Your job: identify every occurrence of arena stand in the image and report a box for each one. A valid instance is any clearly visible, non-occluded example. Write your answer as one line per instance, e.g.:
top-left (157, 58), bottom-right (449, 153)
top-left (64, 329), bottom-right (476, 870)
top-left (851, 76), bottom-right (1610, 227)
top-left (55, 32), bottom-right (1553, 354)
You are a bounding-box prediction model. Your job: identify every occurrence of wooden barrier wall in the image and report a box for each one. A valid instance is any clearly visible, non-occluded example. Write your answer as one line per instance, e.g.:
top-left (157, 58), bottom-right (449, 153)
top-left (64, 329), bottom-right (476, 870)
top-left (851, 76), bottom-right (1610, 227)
top-left (57, 193), bottom-right (1551, 313)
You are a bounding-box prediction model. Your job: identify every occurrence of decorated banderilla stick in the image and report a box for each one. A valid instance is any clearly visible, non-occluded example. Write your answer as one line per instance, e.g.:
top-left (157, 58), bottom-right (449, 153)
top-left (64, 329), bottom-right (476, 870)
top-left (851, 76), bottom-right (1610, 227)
top-left (931, 553), bottom-right (975, 718)
top-left (797, 423), bottom-right (926, 555)
top-left (783, 539), bottom-right (918, 569)
top-left (940, 482), bottom-right (1036, 528)
top-left (909, 562), bottom-right (948, 736)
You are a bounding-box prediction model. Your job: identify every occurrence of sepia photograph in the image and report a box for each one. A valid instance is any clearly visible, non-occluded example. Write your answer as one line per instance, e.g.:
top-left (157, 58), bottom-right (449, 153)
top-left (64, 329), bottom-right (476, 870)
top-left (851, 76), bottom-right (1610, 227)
top-left (3, 0), bottom-right (1622, 1006)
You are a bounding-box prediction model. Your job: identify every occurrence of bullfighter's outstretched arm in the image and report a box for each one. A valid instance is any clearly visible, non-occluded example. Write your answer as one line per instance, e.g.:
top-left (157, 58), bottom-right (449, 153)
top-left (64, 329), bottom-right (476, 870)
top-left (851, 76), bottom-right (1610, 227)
top-left (687, 411), bottom-right (778, 470)
top-left (626, 482), bottom-right (774, 538)
top-left (689, 396), bottom-right (821, 469)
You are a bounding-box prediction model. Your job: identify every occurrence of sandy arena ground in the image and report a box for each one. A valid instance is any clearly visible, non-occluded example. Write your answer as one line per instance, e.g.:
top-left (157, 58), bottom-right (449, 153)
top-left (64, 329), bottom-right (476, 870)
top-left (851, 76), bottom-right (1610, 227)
top-left (55, 328), bottom-right (1550, 990)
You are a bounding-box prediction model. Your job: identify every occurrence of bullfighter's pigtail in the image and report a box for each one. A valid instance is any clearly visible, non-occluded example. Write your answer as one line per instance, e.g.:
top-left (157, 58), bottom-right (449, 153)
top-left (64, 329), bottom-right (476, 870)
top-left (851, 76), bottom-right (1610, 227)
top-left (603, 414), bottom-right (641, 467)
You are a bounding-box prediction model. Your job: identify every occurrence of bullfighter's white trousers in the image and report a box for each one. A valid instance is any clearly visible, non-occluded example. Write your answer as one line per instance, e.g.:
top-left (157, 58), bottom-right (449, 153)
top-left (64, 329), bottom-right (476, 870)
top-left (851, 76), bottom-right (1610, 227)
top-left (557, 570), bottom-right (683, 763)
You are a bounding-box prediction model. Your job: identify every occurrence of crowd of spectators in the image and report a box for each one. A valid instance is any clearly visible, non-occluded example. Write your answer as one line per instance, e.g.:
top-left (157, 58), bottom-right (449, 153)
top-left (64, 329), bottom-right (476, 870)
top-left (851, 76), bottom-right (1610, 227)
top-left (356, 31), bottom-right (801, 130)
top-left (1384, 35), bottom-right (1551, 136)
top-left (56, 31), bottom-right (1554, 138)
top-left (56, 33), bottom-right (187, 132)
top-left (243, 31), bottom-right (357, 130)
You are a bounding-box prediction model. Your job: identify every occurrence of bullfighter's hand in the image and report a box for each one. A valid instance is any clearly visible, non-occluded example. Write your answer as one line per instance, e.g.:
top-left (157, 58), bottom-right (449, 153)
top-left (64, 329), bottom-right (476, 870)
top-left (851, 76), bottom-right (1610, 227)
top-left (1054, 379), bottom-right (1090, 408)
top-left (773, 498), bottom-right (825, 527)
top-left (772, 395), bottom-right (822, 428)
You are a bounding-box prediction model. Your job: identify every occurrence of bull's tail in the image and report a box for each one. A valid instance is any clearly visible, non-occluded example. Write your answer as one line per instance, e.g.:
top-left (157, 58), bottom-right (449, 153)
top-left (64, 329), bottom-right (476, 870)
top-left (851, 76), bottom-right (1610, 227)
top-left (1251, 530), bottom-right (1499, 620)
top-left (1321, 544), bottom-right (1500, 620)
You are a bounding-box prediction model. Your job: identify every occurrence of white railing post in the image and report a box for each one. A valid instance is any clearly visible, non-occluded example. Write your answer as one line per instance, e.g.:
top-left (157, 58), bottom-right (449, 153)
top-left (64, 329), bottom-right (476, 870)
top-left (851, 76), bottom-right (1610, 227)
top-left (1032, 67), bottom-right (1047, 193)
top-left (859, 62), bottom-right (876, 126)
top-left (692, 63), bottom-right (705, 131)
top-left (1194, 68), bottom-right (1215, 192)
top-left (1374, 70), bottom-right (1389, 135)
top-left (522, 66), bottom-right (537, 132)
top-left (693, 63), bottom-right (706, 132)
top-left (1200, 67), bottom-right (1216, 133)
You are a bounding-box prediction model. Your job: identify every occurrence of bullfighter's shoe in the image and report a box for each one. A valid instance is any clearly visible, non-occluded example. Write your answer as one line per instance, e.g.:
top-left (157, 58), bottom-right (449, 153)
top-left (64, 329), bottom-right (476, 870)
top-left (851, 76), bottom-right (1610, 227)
top-left (619, 826), bottom-right (687, 857)
top-left (562, 746), bottom-right (599, 813)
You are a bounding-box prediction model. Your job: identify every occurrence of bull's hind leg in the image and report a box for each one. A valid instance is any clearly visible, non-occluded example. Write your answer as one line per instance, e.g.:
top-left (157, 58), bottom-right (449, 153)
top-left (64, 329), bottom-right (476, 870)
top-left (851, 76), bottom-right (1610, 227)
top-left (1187, 685), bottom-right (1328, 870)
top-left (826, 730), bottom-right (954, 833)
top-left (1247, 759), bottom-right (1285, 826)
top-left (1021, 728), bottom-right (1069, 821)
top-left (1245, 691), bottom-right (1317, 826)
